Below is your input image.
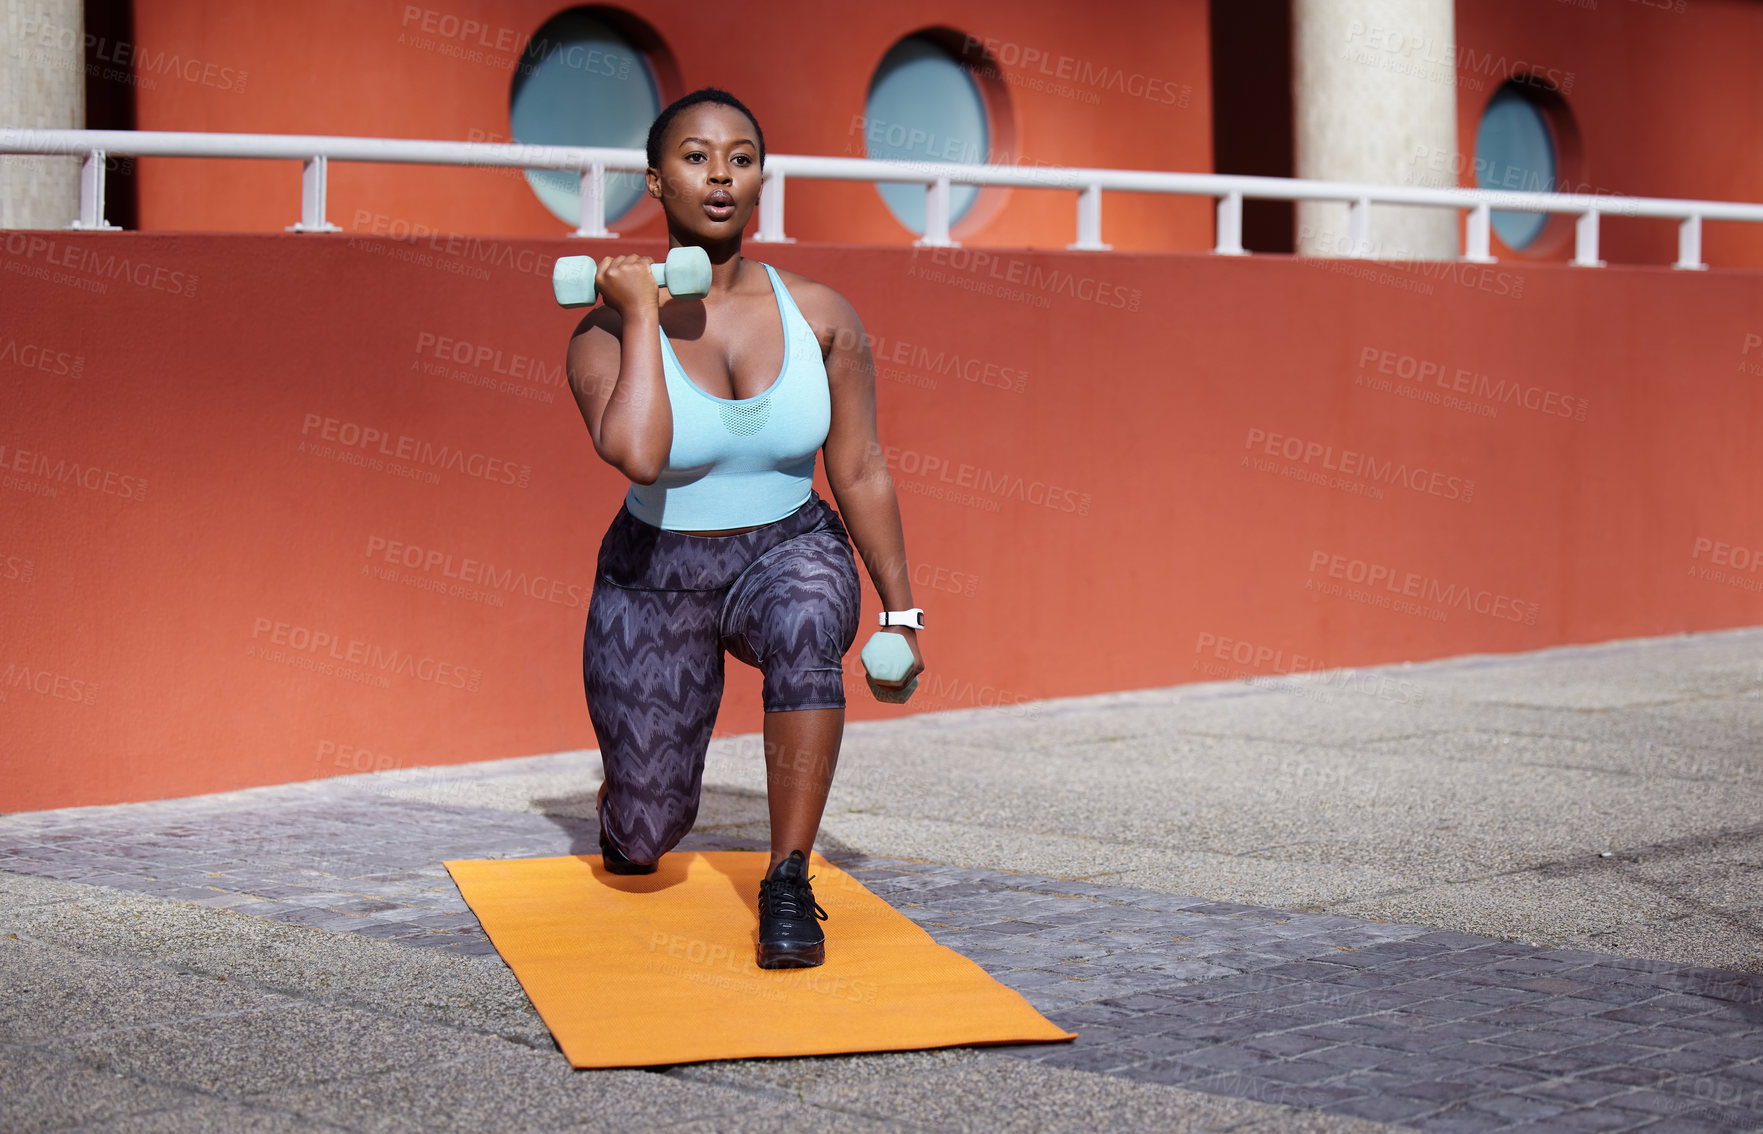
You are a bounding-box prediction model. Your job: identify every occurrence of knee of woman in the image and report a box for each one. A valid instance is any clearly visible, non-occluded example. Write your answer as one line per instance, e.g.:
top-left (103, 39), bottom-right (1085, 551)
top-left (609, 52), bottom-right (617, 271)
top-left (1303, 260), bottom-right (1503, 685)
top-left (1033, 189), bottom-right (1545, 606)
top-left (610, 827), bottom-right (662, 866)
top-left (796, 577), bottom-right (865, 643)
top-left (610, 810), bottom-right (695, 865)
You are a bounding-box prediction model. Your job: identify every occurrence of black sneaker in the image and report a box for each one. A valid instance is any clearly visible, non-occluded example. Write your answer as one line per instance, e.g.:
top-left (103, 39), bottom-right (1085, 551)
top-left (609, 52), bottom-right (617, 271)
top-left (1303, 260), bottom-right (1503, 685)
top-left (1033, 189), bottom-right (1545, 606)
top-left (597, 799), bottom-right (656, 876)
top-left (756, 850), bottom-right (828, 969)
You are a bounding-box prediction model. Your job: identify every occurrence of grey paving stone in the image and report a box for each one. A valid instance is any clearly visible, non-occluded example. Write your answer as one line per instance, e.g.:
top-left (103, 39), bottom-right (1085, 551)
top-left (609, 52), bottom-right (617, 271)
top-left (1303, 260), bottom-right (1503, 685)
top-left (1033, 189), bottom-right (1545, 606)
top-left (0, 937), bottom-right (267, 1048)
top-left (1112, 1033), bottom-right (1211, 1061)
top-left (1242, 1032), bottom-right (1341, 1058)
top-left (1248, 1060), bottom-right (1348, 1086)
top-left (1517, 1052), bottom-right (1617, 1078)
top-left (253, 1050), bottom-right (847, 1134)
top-left (818, 1056), bottom-right (1404, 1133)
top-left (59, 1100), bottom-right (341, 1133)
top-left (1626, 1026), bottom-right (1730, 1051)
top-left (1327, 1092), bottom-right (1443, 1125)
top-left (1464, 1092), bottom-right (1575, 1122)
top-left (0, 1044), bottom-right (206, 1132)
top-left (1566, 1041), bottom-right (1685, 1067)
top-left (1516, 1078), bottom-right (1652, 1109)
top-left (1386, 1077), bottom-right (1486, 1105)
top-left (41, 1002), bottom-right (493, 1098)
top-left (1306, 1045), bottom-right (1400, 1073)
top-left (1602, 1089), bottom-right (1708, 1117)
top-left (1634, 1049), bottom-right (1749, 1077)
top-left (1646, 1116), bottom-right (1758, 1134)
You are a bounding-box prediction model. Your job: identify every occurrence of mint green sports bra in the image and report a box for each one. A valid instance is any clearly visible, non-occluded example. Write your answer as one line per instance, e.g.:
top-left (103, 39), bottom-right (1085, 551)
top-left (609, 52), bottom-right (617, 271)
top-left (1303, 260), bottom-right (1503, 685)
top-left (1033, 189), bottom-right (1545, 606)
top-left (624, 263), bottom-right (831, 531)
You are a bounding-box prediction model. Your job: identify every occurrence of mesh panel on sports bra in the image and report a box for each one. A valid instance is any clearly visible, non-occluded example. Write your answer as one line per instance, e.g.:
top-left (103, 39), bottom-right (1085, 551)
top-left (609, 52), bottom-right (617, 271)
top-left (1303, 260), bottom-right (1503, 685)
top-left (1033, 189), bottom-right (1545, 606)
top-left (720, 397), bottom-right (773, 436)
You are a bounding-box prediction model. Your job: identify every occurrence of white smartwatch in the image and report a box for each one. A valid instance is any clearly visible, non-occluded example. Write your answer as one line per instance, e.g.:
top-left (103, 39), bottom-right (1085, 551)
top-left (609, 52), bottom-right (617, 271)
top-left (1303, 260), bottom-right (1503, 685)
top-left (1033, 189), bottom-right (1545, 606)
top-left (878, 608), bottom-right (925, 630)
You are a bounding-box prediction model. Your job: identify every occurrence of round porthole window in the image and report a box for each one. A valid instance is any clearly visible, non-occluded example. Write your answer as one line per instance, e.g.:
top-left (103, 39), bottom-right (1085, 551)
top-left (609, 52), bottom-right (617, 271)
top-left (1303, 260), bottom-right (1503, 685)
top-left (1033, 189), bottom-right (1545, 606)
top-left (1475, 82), bottom-right (1559, 251)
top-left (509, 10), bottom-right (662, 226)
top-left (863, 34), bottom-right (991, 235)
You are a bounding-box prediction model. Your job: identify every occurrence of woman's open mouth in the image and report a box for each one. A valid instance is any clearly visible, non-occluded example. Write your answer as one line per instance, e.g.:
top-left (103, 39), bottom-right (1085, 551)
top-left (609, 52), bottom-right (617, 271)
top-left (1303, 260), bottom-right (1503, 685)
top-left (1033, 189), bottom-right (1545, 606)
top-left (703, 190), bottom-right (736, 221)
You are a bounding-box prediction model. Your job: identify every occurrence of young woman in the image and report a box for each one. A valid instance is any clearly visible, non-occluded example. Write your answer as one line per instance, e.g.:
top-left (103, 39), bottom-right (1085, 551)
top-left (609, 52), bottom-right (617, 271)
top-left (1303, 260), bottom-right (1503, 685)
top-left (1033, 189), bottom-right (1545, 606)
top-left (567, 88), bottom-right (924, 969)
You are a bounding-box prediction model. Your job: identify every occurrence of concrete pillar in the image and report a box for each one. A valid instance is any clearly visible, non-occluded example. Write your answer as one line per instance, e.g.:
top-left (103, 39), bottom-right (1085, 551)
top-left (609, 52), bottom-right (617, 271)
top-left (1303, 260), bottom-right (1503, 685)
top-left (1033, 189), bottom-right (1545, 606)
top-left (1293, 0), bottom-right (1458, 259)
top-left (1, 0), bottom-right (85, 229)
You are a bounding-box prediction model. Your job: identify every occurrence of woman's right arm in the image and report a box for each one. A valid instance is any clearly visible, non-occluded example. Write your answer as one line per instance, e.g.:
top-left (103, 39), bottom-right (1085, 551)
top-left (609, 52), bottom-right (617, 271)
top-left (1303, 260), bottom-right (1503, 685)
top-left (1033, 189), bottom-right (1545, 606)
top-left (565, 255), bottom-right (672, 485)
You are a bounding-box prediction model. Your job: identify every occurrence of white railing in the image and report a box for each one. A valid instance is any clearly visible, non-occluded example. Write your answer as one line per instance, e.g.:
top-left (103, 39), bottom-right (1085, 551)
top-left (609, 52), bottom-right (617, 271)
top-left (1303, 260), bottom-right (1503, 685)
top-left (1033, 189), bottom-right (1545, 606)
top-left (6, 128), bottom-right (1763, 269)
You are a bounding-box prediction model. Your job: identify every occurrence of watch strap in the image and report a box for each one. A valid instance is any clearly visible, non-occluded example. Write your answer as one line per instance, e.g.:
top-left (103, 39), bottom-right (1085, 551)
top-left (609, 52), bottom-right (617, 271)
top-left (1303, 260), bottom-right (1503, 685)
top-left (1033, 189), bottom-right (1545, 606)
top-left (878, 607), bottom-right (925, 630)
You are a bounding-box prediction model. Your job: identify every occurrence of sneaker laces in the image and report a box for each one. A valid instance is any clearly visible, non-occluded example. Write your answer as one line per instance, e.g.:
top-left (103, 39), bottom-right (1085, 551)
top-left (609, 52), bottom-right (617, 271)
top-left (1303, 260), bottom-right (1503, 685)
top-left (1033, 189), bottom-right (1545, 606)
top-left (759, 870), bottom-right (828, 922)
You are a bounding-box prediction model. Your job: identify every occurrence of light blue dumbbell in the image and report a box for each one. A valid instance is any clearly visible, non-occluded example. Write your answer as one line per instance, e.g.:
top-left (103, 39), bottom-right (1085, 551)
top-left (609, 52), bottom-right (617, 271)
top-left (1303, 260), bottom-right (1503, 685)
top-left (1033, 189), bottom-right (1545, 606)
top-left (860, 631), bottom-right (918, 704)
top-left (551, 245), bottom-right (713, 308)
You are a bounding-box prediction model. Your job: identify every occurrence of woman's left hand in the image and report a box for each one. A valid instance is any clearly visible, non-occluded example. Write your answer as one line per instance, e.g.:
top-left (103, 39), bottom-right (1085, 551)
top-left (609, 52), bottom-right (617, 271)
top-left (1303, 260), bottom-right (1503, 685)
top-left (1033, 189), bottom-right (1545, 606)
top-left (867, 627), bottom-right (924, 697)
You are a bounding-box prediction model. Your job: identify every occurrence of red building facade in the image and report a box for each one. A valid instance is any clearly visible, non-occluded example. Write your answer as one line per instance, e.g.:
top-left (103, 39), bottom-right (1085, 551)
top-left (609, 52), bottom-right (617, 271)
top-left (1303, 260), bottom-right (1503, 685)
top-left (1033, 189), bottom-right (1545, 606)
top-left (86, 0), bottom-right (1763, 266)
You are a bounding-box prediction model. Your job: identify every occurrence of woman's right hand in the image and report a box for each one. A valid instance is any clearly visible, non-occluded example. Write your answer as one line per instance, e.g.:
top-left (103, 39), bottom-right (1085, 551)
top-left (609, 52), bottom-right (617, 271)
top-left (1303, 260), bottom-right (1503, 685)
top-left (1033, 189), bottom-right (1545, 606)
top-left (596, 254), bottom-right (660, 319)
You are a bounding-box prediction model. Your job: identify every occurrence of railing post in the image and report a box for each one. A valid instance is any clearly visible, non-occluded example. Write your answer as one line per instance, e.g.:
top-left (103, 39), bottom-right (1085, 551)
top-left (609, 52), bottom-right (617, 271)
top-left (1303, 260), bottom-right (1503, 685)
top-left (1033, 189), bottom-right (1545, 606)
top-left (1675, 214), bottom-right (1707, 271)
top-left (572, 162), bottom-right (617, 238)
top-left (1347, 196), bottom-right (1372, 258)
top-left (1214, 191), bottom-right (1246, 256)
top-left (1573, 209), bottom-right (1605, 267)
top-left (753, 169), bottom-right (792, 243)
top-left (916, 177), bottom-right (955, 247)
top-left (69, 150), bottom-right (119, 230)
top-left (287, 156), bottom-right (341, 233)
top-left (1463, 203), bottom-right (1496, 263)
top-left (1068, 184), bottom-right (1110, 251)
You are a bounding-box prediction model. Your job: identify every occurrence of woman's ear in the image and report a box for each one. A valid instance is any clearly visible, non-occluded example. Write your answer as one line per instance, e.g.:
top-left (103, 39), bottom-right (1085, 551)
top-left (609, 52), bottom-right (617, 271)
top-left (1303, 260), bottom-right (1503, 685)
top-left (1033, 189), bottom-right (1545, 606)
top-left (645, 167), bottom-right (663, 201)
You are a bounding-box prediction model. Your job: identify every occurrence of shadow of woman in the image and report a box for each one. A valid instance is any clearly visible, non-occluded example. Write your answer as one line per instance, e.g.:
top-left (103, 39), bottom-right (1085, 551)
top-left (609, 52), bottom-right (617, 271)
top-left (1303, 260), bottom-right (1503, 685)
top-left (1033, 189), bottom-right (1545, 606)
top-left (530, 782), bottom-right (865, 901)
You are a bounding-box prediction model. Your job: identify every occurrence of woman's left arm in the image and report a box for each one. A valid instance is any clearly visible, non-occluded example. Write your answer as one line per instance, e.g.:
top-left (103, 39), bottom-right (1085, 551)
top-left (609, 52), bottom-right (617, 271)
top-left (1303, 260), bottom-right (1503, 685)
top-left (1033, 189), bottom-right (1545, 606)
top-left (813, 285), bottom-right (923, 688)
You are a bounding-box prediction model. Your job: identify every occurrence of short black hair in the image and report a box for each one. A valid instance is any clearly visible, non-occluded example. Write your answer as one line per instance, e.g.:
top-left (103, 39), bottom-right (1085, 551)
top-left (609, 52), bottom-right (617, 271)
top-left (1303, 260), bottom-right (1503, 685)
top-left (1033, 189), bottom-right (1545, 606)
top-left (646, 88), bottom-right (765, 169)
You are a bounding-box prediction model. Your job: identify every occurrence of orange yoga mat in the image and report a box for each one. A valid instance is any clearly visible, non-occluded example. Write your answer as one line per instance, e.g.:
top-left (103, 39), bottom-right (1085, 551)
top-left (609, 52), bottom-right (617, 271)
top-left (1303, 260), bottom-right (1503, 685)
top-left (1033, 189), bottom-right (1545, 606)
top-left (443, 851), bottom-right (1076, 1068)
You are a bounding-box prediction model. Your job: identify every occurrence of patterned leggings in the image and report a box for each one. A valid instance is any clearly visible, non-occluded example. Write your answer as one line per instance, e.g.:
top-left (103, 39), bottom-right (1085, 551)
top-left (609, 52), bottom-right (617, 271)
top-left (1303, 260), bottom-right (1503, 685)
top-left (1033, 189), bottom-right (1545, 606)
top-left (583, 490), bottom-right (862, 864)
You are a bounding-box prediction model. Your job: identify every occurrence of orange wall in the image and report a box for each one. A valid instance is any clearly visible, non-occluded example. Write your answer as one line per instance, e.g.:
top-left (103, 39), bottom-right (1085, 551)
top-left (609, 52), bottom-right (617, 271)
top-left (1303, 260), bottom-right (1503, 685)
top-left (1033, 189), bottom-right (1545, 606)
top-left (127, 0), bottom-right (1214, 250)
top-left (2, 232), bottom-right (1760, 811)
top-left (1454, 0), bottom-right (1763, 267)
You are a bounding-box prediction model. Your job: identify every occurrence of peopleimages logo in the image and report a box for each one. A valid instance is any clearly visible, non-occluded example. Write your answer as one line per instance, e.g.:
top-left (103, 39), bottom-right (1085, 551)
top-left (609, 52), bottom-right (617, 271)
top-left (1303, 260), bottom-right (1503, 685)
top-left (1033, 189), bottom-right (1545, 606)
top-left (363, 535), bottom-right (592, 610)
top-left (1357, 347), bottom-right (1589, 422)
top-left (412, 332), bottom-right (565, 389)
top-left (0, 440), bottom-right (149, 503)
top-left (1, 233), bottom-right (198, 298)
top-left (399, 5), bottom-right (531, 54)
top-left (1741, 333), bottom-right (1763, 378)
top-left (0, 552), bottom-right (36, 584)
top-left (1688, 536), bottom-right (1763, 593)
top-left (1343, 21), bottom-right (1576, 93)
top-left (248, 617), bottom-right (483, 693)
top-left (830, 328), bottom-right (1028, 395)
top-left (349, 211), bottom-right (554, 280)
top-left (0, 661), bottom-right (97, 706)
top-left (15, 13), bottom-right (249, 93)
top-left (877, 445), bottom-right (1091, 516)
top-left (1307, 550), bottom-right (1540, 625)
top-left (958, 35), bottom-right (1192, 107)
top-left (908, 247), bottom-right (1142, 313)
top-left (1243, 427), bottom-right (1476, 503)
top-left (1194, 632), bottom-right (1326, 676)
top-left (0, 337), bottom-right (84, 379)
top-left (298, 413), bottom-right (533, 489)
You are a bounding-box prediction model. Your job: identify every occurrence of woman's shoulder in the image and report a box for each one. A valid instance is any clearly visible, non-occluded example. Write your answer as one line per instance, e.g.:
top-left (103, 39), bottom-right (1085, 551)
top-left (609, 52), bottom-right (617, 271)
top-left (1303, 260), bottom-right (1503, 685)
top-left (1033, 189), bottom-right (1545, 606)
top-left (764, 264), bottom-right (861, 333)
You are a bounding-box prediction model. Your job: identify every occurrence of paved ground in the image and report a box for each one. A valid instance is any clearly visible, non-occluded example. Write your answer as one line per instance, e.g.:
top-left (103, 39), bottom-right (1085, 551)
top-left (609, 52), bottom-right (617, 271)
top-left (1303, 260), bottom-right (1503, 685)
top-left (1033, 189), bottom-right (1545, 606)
top-left (2, 627), bottom-right (1761, 1132)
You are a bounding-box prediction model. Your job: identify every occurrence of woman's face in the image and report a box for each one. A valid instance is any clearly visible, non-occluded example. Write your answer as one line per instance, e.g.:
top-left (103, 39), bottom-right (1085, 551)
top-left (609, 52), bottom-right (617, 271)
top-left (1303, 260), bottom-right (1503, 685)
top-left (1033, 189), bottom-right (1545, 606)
top-left (648, 103), bottom-right (762, 241)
